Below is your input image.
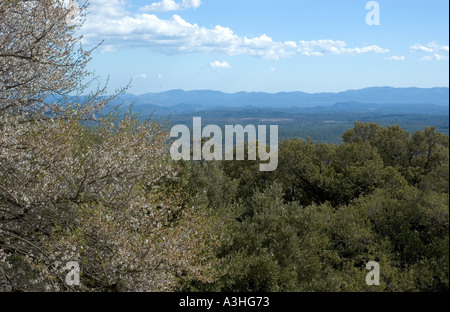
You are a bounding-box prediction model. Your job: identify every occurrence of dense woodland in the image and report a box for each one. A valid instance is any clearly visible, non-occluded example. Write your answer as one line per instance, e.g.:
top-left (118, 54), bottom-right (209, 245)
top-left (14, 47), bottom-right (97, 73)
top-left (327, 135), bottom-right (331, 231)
top-left (0, 1), bottom-right (448, 292)
top-left (176, 122), bottom-right (449, 292)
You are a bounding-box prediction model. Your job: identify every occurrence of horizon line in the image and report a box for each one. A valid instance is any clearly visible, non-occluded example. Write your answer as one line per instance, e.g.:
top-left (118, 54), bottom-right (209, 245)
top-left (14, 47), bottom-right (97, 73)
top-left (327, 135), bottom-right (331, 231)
top-left (126, 86), bottom-right (450, 97)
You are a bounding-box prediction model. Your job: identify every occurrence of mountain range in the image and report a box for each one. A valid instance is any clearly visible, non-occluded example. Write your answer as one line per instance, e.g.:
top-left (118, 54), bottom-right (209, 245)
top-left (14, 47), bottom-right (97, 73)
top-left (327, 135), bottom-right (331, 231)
top-left (108, 87), bottom-right (449, 116)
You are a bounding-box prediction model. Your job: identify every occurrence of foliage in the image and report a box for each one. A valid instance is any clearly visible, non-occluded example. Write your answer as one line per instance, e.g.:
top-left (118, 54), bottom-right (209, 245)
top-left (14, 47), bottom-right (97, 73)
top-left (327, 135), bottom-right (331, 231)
top-left (0, 0), bottom-right (219, 291)
top-left (178, 122), bottom-right (449, 292)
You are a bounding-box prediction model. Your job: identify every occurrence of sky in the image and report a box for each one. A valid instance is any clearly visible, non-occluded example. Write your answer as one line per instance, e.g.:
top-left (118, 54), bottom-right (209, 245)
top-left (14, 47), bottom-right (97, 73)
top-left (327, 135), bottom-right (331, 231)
top-left (79, 0), bottom-right (449, 94)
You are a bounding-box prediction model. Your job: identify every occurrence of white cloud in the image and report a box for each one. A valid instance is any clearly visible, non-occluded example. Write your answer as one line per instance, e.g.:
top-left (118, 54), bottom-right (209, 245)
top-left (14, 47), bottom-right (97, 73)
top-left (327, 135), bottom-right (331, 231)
top-left (410, 44), bottom-right (433, 53)
top-left (384, 55), bottom-right (405, 61)
top-left (269, 67), bottom-right (276, 72)
top-left (418, 53), bottom-right (449, 62)
top-left (183, 0), bottom-right (202, 9)
top-left (410, 43), bottom-right (449, 53)
top-left (297, 40), bottom-right (389, 56)
top-left (410, 43), bottom-right (449, 61)
top-left (89, 0), bottom-right (128, 18)
top-left (133, 73), bottom-right (147, 79)
top-left (210, 61), bottom-right (231, 68)
top-left (158, 73), bottom-right (163, 79)
top-left (82, 1), bottom-right (390, 60)
top-left (140, 0), bottom-right (201, 12)
top-left (99, 45), bottom-right (117, 54)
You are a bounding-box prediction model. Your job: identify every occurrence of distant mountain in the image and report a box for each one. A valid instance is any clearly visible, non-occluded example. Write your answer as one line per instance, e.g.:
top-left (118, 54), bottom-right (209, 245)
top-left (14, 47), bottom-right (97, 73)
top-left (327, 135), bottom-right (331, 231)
top-left (116, 87), bottom-right (449, 111)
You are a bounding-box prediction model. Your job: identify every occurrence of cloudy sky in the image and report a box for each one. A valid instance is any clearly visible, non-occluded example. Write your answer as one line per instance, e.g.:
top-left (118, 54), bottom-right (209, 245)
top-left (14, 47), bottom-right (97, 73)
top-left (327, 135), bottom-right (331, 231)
top-left (80, 0), bottom-right (449, 94)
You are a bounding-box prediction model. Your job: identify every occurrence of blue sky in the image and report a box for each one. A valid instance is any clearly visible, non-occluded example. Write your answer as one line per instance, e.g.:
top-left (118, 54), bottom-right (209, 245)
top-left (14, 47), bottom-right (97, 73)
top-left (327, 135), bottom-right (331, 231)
top-left (80, 0), bottom-right (449, 94)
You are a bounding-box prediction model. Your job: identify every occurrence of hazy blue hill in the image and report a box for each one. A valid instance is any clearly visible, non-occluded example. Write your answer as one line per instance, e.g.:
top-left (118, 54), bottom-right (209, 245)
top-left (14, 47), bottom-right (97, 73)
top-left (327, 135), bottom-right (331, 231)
top-left (335, 87), bottom-right (449, 105)
top-left (114, 87), bottom-right (449, 112)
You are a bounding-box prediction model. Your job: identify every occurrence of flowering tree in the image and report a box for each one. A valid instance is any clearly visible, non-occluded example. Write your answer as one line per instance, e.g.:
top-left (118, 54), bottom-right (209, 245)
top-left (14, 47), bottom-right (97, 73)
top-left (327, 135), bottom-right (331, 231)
top-left (0, 0), bottom-right (91, 112)
top-left (0, 0), bottom-right (219, 291)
